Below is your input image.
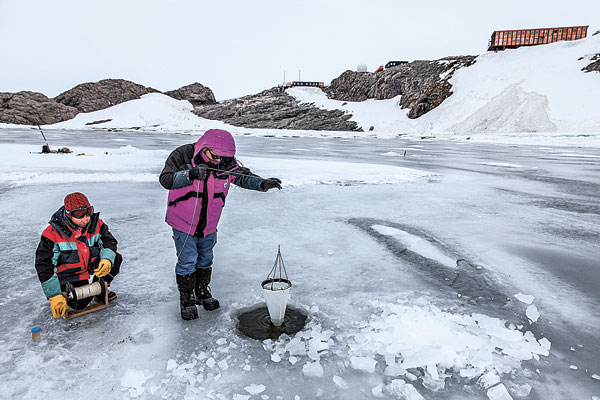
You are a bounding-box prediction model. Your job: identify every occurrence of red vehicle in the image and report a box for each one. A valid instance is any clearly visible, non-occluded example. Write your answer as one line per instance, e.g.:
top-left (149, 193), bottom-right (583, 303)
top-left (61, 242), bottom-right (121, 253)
top-left (488, 25), bottom-right (588, 51)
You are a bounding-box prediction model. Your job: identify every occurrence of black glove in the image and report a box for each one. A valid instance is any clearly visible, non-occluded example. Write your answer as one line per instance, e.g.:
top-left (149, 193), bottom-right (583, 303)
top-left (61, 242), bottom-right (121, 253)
top-left (218, 157), bottom-right (238, 171)
top-left (189, 165), bottom-right (208, 180)
top-left (260, 178), bottom-right (282, 191)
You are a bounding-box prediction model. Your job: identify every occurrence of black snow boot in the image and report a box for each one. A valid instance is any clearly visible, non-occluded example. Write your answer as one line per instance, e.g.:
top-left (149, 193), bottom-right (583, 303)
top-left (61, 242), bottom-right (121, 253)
top-left (176, 273), bottom-right (198, 320)
top-left (195, 268), bottom-right (220, 311)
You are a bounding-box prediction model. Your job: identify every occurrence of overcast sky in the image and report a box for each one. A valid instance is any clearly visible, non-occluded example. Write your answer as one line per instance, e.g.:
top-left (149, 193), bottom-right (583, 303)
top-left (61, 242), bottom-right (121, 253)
top-left (1, 0), bottom-right (598, 100)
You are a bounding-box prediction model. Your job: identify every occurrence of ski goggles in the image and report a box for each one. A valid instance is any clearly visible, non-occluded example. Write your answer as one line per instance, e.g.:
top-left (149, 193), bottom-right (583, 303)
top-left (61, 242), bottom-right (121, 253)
top-left (66, 206), bottom-right (94, 219)
top-left (206, 148), bottom-right (222, 161)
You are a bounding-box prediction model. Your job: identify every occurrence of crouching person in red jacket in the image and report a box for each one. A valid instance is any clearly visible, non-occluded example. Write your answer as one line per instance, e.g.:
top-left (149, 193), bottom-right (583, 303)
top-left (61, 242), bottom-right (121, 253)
top-left (35, 192), bottom-right (122, 318)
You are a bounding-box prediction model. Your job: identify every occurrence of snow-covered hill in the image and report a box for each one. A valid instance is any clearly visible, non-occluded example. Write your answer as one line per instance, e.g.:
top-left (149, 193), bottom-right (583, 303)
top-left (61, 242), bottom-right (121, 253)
top-left (2, 35), bottom-right (599, 146)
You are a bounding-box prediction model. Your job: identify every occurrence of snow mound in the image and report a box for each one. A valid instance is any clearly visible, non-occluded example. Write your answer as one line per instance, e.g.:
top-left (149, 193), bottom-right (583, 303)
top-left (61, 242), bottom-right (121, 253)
top-left (50, 93), bottom-right (232, 133)
top-left (449, 84), bottom-right (556, 134)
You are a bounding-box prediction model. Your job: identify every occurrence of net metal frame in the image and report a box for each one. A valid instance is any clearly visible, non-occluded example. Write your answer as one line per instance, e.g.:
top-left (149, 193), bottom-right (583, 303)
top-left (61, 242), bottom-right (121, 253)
top-left (263, 245), bottom-right (291, 291)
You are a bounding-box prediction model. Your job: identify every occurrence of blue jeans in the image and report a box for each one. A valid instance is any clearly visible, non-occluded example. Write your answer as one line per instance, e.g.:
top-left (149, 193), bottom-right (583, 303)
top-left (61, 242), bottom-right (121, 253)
top-left (172, 228), bottom-right (217, 276)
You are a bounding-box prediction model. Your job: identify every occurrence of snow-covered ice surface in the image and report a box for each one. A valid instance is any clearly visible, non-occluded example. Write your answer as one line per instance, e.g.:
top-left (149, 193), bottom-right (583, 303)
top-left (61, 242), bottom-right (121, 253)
top-left (0, 129), bottom-right (599, 400)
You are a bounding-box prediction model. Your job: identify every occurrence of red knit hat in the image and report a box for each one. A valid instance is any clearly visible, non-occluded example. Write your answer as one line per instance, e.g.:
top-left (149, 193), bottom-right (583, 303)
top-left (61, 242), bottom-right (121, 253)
top-left (64, 192), bottom-right (91, 212)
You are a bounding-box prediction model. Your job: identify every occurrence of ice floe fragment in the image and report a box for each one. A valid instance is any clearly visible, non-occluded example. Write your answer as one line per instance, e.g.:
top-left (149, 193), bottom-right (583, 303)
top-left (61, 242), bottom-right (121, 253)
top-left (487, 383), bottom-right (513, 400)
top-left (206, 357), bottom-right (216, 368)
top-left (332, 375), bottom-right (349, 389)
top-left (387, 379), bottom-right (425, 400)
top-left (166, 359), bottom-right (177, 371)
top-left (538, 337), bottom-right (551, 350)
top-left (350, 356), bottom-right (377, 373)
top-left (526, 305), bottom-right (540, 322)
top-left (120, 369), bottom-right (149, 398)
top-left (371, 384), bottom-right (384, 397)
top-left (514, 293), bottom-right (534, 304)
top-left (244, 384), bottom-right (266, 394)
top-left (302, 361), bottom-right (323, 377)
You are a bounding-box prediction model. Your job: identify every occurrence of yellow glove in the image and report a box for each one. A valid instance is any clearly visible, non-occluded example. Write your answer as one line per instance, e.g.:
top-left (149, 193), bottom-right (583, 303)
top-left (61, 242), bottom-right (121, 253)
top-left (94, 259), bottom-right (112, 278)
top-left (49, 294), bottom-right (67, 318)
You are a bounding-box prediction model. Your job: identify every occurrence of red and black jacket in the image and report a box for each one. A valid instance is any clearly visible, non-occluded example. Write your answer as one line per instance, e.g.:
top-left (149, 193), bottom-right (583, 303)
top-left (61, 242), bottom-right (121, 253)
top-left (35, 207), bottom-right (118, 299)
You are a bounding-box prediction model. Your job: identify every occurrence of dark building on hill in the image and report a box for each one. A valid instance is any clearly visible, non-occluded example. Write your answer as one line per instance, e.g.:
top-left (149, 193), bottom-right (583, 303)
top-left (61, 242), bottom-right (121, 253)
top-left (488, 25), bottom-right (588, 51)
top-left (385, 61), bottom-right (408, 68)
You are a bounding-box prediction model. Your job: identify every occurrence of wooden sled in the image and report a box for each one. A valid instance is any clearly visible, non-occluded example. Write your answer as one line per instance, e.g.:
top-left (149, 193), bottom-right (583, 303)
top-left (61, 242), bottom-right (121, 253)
top-left (63, 280), bottom-right (109, 319)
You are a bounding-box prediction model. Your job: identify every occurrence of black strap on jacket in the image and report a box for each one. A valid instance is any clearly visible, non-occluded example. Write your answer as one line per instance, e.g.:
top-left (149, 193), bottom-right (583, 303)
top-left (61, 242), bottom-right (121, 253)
top-left (168, 191), bottom-right (202, 207)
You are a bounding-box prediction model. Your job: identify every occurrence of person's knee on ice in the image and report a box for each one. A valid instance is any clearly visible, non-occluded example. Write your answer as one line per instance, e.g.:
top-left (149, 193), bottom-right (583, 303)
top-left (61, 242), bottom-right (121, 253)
top-left (34, 192), bottom-right (122, 318)
top-left (160, 129), bottom-right (282, 320)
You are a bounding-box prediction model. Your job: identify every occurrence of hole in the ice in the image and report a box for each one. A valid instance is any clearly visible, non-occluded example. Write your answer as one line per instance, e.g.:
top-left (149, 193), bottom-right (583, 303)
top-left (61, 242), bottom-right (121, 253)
top-left (236, 305), bottom-right (308, 340)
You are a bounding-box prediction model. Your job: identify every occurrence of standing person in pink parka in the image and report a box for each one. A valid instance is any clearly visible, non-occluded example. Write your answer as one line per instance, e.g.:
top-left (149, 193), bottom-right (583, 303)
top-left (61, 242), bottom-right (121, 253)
top-left (159, 129), bottom-right (282, 320)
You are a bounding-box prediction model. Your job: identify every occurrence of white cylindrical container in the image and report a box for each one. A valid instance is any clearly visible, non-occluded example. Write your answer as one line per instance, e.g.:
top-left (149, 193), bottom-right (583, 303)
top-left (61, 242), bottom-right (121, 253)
top-left (261, 279), bottom-right (292, 326)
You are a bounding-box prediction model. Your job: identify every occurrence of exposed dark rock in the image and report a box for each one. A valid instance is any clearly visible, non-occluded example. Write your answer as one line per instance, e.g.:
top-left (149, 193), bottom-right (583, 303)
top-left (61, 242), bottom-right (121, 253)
top-left (165, 82), bottom-right (216, 106)
top-left (193, 88), bottom-right (361, 131)
top-left (0, 91), bottom-right (78, 125)
top-left (324, 56), bottom-right (477, 118)
top-left (54, 79), bottom-right (158, 113)
top-left (582, 54), bottom-right (600, 73)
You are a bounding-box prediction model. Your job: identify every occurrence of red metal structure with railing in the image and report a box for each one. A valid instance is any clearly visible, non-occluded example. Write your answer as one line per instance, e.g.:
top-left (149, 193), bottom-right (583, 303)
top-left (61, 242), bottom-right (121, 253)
top-left (488, 25), bottom-right (588, 51)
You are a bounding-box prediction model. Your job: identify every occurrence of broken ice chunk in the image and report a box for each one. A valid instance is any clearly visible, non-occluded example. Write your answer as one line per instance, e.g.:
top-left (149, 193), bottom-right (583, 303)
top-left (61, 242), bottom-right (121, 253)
top-left (371, 384), bottom-right (384, 397)
top-left (387, 379), bottom-right (425, 400)
top-left (526, 305), bottom-right (540, 322)
top-left (569, 365), bottom-right (578, 370)
top-left (166, 359), bottom-right (177, 371)
top-left (486, 383), bottom-right (513, 400)
top-left (271, 353), bottom-right (282, 363)
top-left (285, 337), bottom-right (307, 356)
top-left (478, 372), bottom-right (501, 389)
top-left (217, 359), bottom-right (229, 370)
top-left (350, 356), bottom-right (377, 373)
top-left (514, 293), bottom-right (534, 304)
top-left (206, 357), bottom-right (216, 368)
top-left (538, 337), bottom-right (551, 350)
top-left (332, 375), bottom-right (349, 389)
top-left (460, 367), bottom-right (483, 379)
top-left (302, 361), bottom-right (324, 377)
top-left (120, 369), bottom-right (149, 397)
top-left (244, 384), bottom-right (266, 395)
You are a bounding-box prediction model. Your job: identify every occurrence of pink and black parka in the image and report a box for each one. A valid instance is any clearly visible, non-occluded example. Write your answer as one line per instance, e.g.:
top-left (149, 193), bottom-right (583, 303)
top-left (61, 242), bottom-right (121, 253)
top-left (159, 129), bottom-right (266, 238)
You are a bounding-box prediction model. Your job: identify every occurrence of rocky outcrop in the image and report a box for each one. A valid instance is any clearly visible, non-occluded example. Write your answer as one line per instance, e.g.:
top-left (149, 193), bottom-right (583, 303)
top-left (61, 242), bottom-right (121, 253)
top-left (165, 82), bottom-right (216, 106)
top-left (193, 88), bottom-right (361, 131)
top-left (324, 56), bottom-right (477, 118)
top-left (54, 79), bottom-right (158, 113)
top-left (582, 53), bottom-right (600, 73)
top-left (0, 91), bottom-right (78, 125)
